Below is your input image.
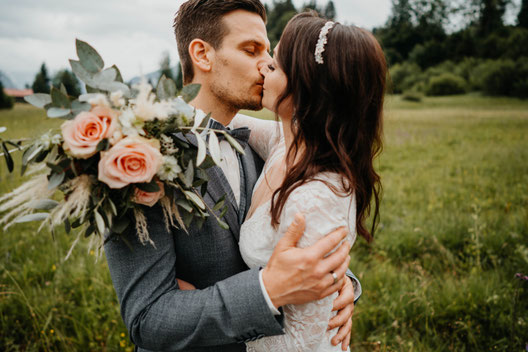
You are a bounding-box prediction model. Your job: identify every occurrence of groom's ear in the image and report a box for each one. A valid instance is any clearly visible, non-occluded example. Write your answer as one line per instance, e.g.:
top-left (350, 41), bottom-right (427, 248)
top-left (189, 39), bottom-right (213, 74)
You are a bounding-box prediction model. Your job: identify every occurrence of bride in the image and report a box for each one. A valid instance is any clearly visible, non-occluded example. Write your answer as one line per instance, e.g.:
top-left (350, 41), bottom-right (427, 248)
top-left (233, 12), bottom-right (387, 351)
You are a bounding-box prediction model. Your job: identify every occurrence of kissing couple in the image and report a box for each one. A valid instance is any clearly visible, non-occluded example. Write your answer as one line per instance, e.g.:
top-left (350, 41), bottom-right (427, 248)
top-left (104, 0), bottom-right (386, 351)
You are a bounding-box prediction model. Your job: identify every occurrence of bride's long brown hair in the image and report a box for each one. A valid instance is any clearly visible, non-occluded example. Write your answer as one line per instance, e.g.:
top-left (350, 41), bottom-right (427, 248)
top-left (270, 12), bottom-right (387, 242)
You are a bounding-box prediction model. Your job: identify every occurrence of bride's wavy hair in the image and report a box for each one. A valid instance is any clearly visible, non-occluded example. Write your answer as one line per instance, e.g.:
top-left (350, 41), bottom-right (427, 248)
top-left (270, 12), bottom-right (387, 242)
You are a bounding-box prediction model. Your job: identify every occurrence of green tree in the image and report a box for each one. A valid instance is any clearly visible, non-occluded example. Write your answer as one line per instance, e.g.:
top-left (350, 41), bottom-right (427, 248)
top-left (324, 1), bottom-right (336, 20)
top-left (52, 69), bottom-right (81, 97)
top-left (519, 0), bottom-right (528, 27)
top-left (158, 52), bottom-right (174, 84)
top-left (474, 0), bottom-right (511, 35)
top-left (31, 63), bottom-right (50, 94)
top-left (0, 81), bottom-right (14, 110)
top-left (175, 64), bottom-right (183, 90)
top-left (302, 0), bottom-right (322, 12)
top-left (266, 0), bottom-right (298, 49)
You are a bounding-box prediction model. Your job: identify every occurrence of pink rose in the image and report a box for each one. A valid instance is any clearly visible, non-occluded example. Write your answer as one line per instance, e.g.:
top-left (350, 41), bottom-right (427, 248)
top-left (98, 136), bottom-right (162, 189)
top-left (133, 180), bottom-right (165, 207)
top-left (61, 106), bottom-right (119, 159)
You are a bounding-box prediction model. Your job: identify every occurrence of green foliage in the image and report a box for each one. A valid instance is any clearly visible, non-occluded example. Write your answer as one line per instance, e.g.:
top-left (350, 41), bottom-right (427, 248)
top-left (401, 90), bottom-right (423, 101)
top-left (266, 0), bottom-right (298, 49)
top-left (519, 0), bottom-right (528, 27)
top-left (480, 58), bottom-right (528, 97)
top-left (425, 73), bottom-right (467, 96)
top-left (389, 62), bottom-right (423, 93)
top-left (323, 0), bottom-right (336, 20)
top-left (158, 52), bottom-right (174, 85)
top-left (409, 40), bottom-right (447, 68)
top-left (32, 63), bottom-right (51, 94)
top-left (52, 70), bottom-right (81, 98)
top-left (0, 81), bottom-right (14, 110)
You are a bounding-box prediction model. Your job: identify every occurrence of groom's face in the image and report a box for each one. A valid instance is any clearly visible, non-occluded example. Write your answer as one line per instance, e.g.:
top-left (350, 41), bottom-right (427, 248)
top-left (209, 10), bottom-right (271, 111)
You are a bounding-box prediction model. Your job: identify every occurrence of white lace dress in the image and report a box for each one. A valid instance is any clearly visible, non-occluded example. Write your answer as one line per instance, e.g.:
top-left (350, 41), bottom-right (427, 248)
top-left (234, 114), bottom-right (356, 352)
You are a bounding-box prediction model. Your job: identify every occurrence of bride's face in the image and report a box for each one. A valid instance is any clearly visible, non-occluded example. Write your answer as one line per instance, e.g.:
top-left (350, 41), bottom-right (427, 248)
top-left (260, 45), bottom-right (293, 119)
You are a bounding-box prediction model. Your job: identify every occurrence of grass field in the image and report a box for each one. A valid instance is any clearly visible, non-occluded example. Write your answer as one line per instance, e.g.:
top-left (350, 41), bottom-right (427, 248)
top-left (1, 96), bottom-right (527, 351)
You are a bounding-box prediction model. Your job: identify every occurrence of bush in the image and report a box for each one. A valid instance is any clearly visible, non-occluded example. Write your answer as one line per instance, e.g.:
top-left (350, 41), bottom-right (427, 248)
top-left (389, 62), bottom-right (423, 94)
top-left (402, 90), bottom-right (423, 102)
top-left (481, 58), bottom-right (528, 98)
top-left (426, 73), bottom-right (467, 96)
top-left (0, 81), bottom-right (14, 110)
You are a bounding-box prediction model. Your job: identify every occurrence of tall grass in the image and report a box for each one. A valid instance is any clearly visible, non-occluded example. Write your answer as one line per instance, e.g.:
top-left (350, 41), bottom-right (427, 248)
top-left (1, 96), bottom-right (527, 351)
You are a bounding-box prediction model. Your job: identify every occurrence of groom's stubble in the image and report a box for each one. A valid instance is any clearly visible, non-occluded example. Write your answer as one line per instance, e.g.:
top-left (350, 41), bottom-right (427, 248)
top-left (209, 53), bottom-right (264, 113)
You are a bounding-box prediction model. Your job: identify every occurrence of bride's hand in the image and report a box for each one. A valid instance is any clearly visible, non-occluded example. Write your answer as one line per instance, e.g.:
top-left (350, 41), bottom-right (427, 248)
top-left (328, 276), bottom-right (355, 350)
top-left (177, 278), bottom-right (197, 290)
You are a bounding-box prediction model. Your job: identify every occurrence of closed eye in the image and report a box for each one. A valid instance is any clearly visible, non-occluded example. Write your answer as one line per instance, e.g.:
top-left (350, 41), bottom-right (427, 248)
top-left (267, 64), bottom-right (275, 71)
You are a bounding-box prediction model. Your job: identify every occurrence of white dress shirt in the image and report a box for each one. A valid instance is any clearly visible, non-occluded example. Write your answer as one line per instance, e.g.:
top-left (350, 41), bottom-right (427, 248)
top-left (207, 117), bottom-right (280, 316)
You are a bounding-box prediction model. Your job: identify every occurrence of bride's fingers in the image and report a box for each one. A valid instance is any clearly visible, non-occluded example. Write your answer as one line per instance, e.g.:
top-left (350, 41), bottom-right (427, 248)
top-left (331, 317), bottom-right (352, 347)
top-left (341, 326), bottom-right (352, 351)
top-left (328, 302), bottom-right (353, 330)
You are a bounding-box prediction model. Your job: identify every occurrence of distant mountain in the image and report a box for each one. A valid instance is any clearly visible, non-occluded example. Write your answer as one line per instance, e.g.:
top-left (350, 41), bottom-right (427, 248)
top-left (128, 65), bottom-right (180, 86)
top-left (0, 70), bottom-right (18, 89)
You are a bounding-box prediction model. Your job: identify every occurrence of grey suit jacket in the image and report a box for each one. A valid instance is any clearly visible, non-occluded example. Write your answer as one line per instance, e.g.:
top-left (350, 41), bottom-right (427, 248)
top-left (105, 135), bottom-right (286, 351)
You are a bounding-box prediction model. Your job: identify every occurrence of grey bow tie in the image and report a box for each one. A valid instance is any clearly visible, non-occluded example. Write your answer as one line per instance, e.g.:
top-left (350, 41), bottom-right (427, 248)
top-left (208, 120), bottom-right (251, 150)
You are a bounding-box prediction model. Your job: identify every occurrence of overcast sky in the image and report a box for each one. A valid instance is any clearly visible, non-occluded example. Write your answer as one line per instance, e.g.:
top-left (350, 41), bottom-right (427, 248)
top-left (0, 0), bottom-right (391, 88)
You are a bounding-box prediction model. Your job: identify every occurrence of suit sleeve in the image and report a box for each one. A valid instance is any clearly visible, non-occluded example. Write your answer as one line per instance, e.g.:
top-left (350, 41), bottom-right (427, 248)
top-left (104, 204), bottom-right (284, 351)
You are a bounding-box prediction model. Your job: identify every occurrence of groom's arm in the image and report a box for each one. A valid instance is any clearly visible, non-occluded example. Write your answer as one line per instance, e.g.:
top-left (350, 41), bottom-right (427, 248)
top-left (104, 204), bottom-right (284, 351)
top-left (105, 205), bottom-right (350, 351)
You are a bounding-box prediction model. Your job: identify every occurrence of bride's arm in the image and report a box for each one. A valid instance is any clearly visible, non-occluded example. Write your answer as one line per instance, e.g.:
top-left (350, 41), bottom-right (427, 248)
top-left (247, 181), bottom-right (354, 351)
top-left (231, 113), bottom-right (282, 160)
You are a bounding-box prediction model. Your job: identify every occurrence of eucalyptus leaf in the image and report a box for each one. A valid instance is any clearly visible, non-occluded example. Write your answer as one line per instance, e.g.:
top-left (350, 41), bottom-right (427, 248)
top-left (184, 191), bottom-right (206, 210)
top-left (24, 94), bottom-right (52, 108)
top-left (181, 84), bottom-right (201, 103)
top-left (59, 83), bottom-right (68, 95)
top-left (208, 131), bottom-right (222, 165)
top-left (224, 133), bottom-right (246, 155)
top-left (71, 100), bottom-right (91, 115)
top-left (70, 59), bottom-right (96, 86)
top-left (217, 219), bottom-right (229, 230)
top-left (28, 199), bottom-right (59, 210)
top-left (111, 65), bottom-right (124, 83)
top-left (76, 39), bottom-right (104, 74)
top-left (47, 107), bottom-right (71, 118)
top-left (195, 132), bottom-right (206, 167)
top-left (48, 172), bottom-right (65, 190)
top-left (1, 142), bottom-right (13, 172)
top-left (93, 67), bottom-right (117, 84)
top-left (15, 213), bottom-right (49, 223)
top-left (157, 75), bottom-right (177, 100)
top-left (184, 159), bottom-right (194, 188)
top-left (25, 145), bottom-right (43, 164)
top-left (64, 218), bottom-right (71, 234)
top-left (95, 209), bottom-right (106, 236)
top-left (51, 87), bottom-right (71, 108)
top-left (176, 199), bottom-right (193, 213)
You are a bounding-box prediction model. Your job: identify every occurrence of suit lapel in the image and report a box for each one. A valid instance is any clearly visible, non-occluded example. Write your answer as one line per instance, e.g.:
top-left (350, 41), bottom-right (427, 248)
top-left (172, 132), bottom-right (241, 240)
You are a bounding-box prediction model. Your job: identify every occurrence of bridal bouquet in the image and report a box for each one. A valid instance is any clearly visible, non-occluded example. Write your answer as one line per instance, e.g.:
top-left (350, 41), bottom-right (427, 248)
top-left (0, 40), bottom-right (240, 256)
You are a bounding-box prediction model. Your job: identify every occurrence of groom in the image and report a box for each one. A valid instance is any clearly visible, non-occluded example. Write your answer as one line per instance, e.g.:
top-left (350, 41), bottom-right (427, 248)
top-left (104, 1), bottom-right (360, 351)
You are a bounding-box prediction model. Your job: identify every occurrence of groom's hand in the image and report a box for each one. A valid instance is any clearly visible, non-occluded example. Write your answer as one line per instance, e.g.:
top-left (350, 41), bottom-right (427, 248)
top-left (262, 213), bottom-right (351, 309)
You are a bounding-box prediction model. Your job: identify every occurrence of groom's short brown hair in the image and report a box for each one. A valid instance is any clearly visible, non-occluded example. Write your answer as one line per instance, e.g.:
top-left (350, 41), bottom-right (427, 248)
top-left (173, 0), bottom-right (267, 85)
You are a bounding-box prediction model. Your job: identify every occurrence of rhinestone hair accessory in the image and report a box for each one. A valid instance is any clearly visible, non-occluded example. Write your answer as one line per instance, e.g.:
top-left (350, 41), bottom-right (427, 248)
top-left (314, 21), bottom-right (335, 64)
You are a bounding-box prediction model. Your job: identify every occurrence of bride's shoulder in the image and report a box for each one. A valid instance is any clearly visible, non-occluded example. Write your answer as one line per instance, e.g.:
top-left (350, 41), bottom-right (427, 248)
top-left (287, 172), bottom-right (351, 206)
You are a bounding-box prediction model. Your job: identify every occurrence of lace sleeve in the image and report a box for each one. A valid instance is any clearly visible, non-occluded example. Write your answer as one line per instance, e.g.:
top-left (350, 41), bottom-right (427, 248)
top-left (246, 178), bottom-right (354, 352)
top-left (231, 113), bottom-right (282, 160)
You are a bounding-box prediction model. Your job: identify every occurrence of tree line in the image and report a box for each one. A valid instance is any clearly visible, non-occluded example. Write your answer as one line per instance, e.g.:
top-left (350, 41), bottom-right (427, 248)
top-left (13, 0), bottom-right (528, 108)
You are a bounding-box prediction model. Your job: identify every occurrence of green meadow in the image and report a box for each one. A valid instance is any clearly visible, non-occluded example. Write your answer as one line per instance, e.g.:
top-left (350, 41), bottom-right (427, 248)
top-left (1, 96), bottom-right (527, 351)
